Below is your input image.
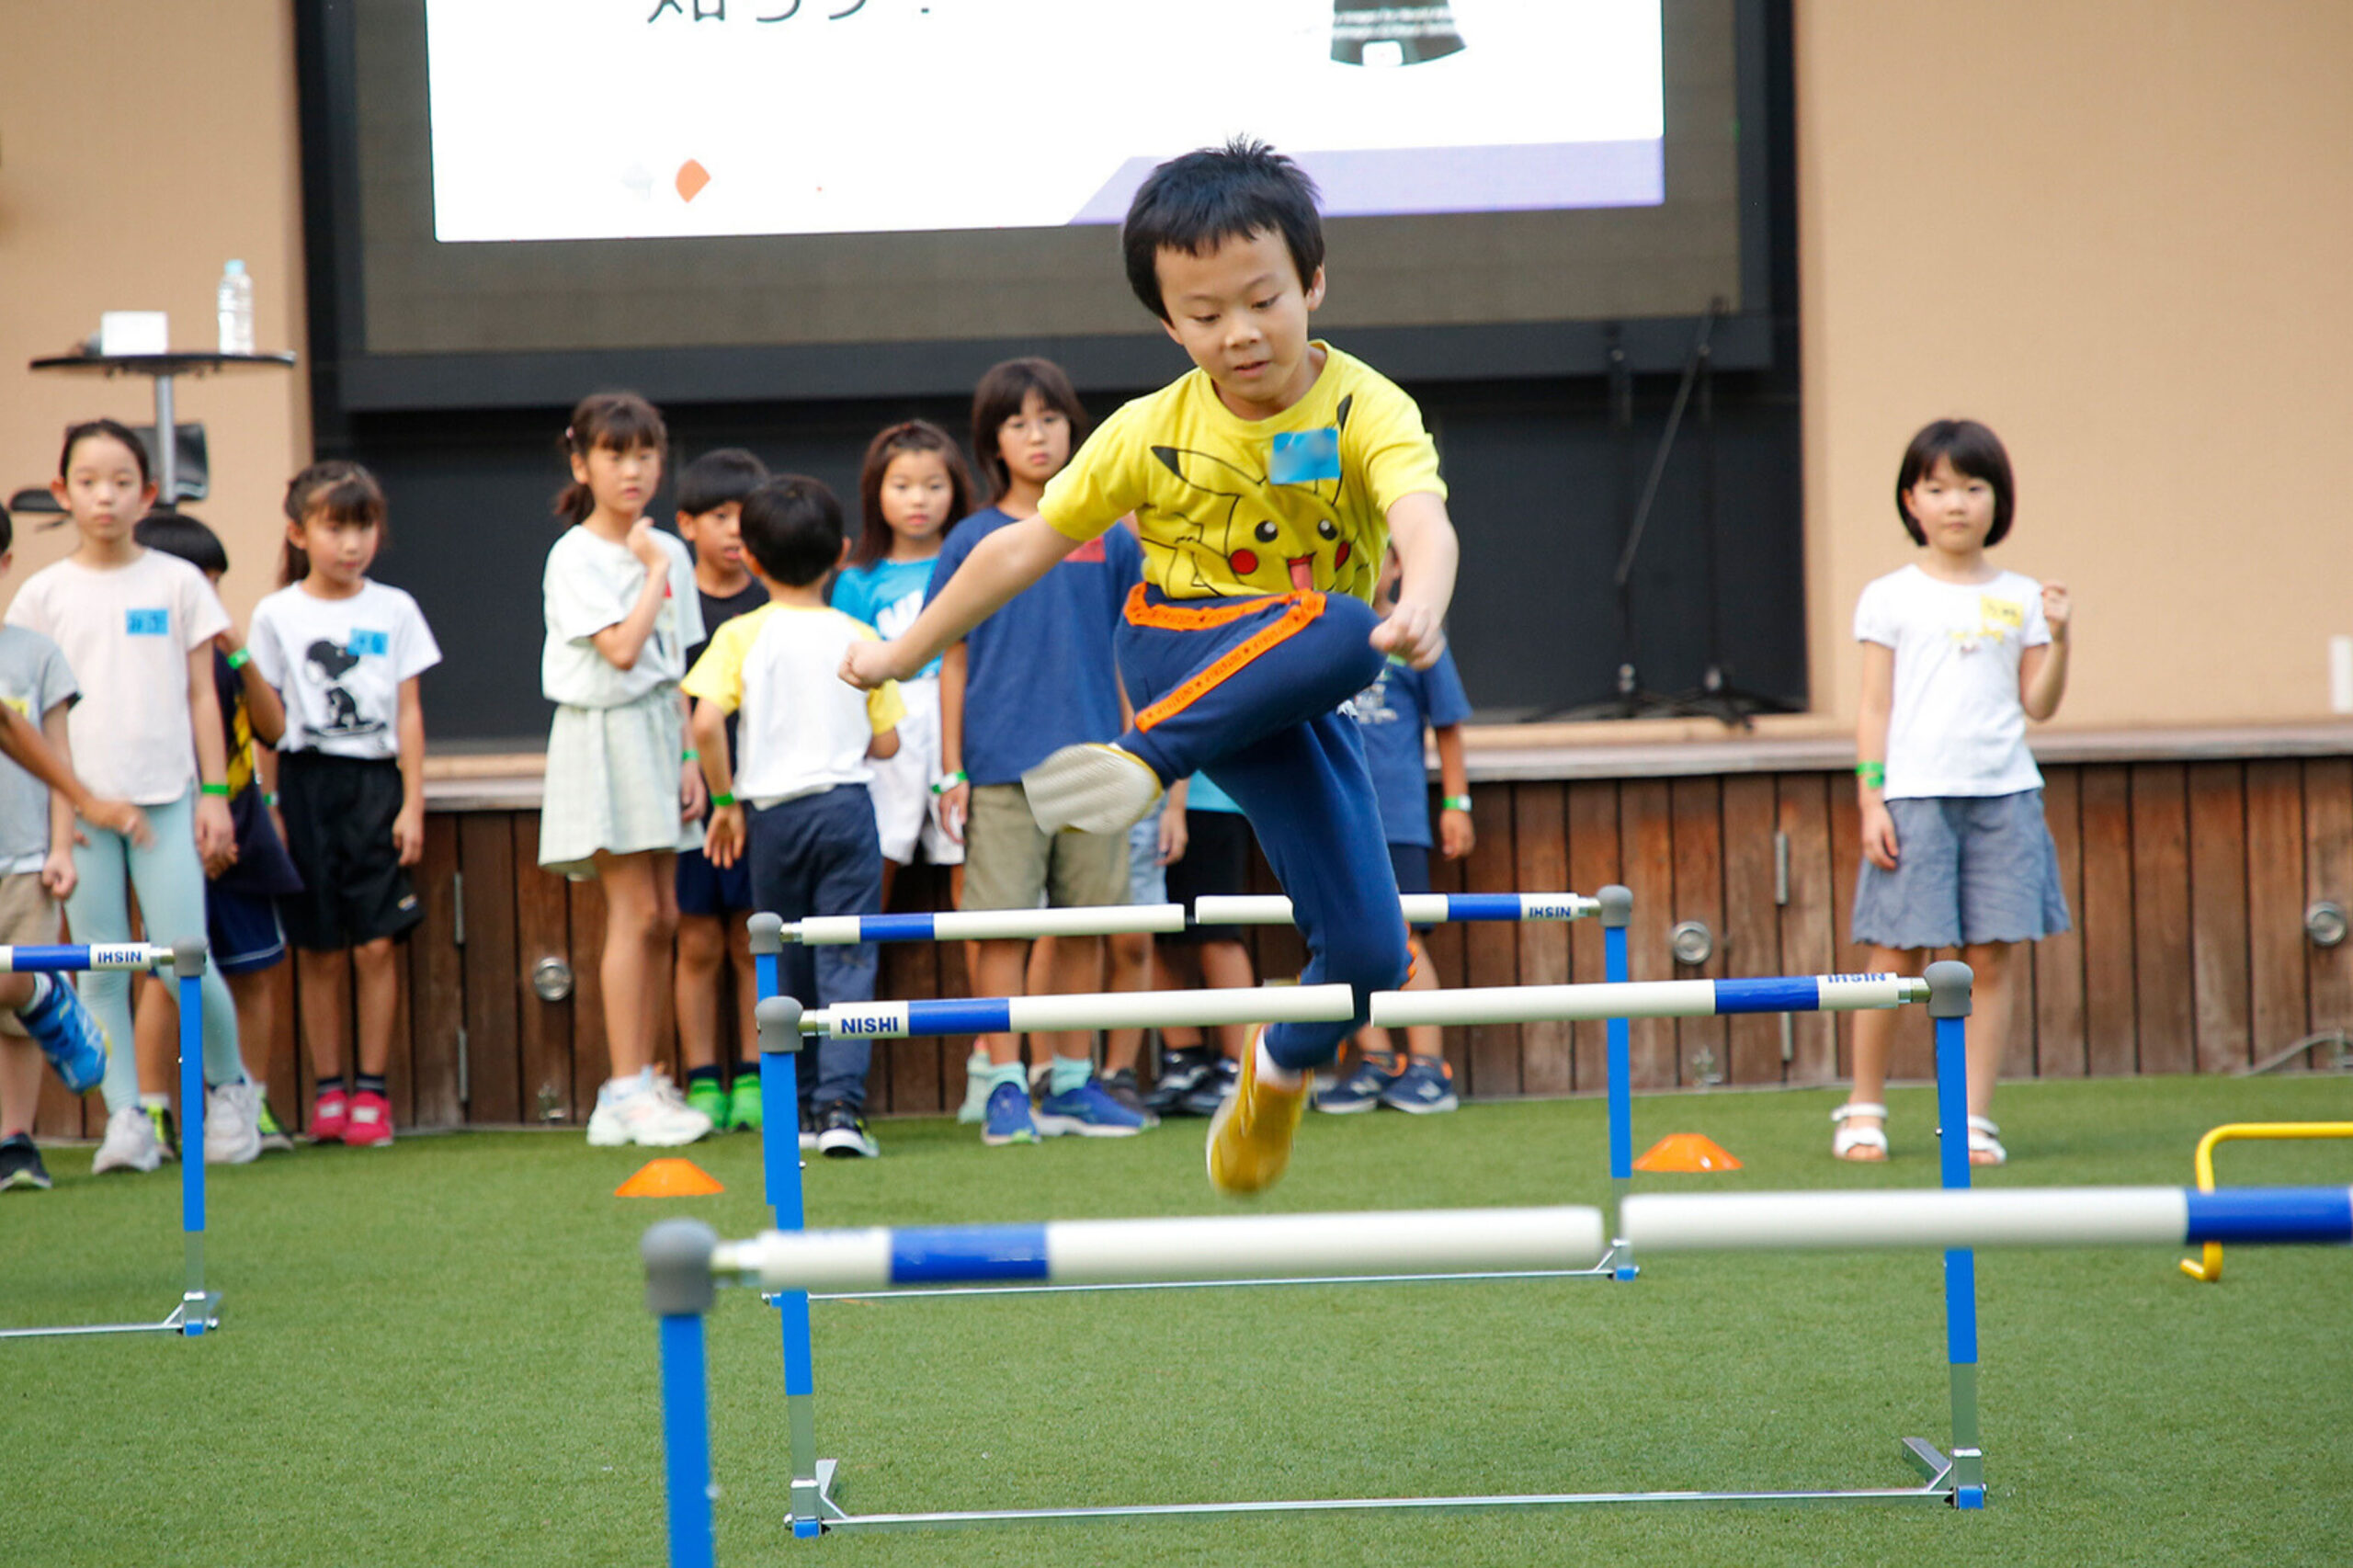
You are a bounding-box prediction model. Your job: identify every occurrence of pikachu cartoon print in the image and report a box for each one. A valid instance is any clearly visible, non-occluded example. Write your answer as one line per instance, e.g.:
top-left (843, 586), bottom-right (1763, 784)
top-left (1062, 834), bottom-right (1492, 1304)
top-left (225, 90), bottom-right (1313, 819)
top-left (1145, 395), bottom-right (1378, 601)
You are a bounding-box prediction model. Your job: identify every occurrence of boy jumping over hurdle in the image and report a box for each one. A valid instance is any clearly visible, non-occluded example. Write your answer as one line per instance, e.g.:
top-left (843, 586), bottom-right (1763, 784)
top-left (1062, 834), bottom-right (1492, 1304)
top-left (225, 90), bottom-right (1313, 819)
top-left (845, 139), bottom-right (1460, 1195)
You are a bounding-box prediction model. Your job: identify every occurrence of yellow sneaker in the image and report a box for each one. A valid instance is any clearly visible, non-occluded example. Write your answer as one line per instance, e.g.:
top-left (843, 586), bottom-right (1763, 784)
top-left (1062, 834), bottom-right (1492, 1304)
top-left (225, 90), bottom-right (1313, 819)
top-left (1205, 1030), bottom-right (1311, 1197)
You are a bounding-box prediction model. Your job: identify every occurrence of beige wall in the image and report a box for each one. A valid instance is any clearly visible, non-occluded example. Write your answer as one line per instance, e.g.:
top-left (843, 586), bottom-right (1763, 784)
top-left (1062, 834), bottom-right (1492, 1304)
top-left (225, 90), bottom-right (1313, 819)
top-left (6, 2), bottom-right (2347, 734)
top-left (0, 0), bottom-right (309, 626)
top-left (1797, 0), bottom-right (2353, 730)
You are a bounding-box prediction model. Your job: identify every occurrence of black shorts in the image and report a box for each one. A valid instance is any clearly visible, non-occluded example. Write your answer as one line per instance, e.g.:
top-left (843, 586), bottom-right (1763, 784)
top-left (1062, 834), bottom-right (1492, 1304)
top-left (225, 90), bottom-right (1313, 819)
top-left (676, 840), bottom-right (756, 918)
top-left (1165, 810), bottom-right (1255, 947)
top-left (1388, 842), bottom-right (1434, 933)
top-left (276, 751), bottom-right (423, 950)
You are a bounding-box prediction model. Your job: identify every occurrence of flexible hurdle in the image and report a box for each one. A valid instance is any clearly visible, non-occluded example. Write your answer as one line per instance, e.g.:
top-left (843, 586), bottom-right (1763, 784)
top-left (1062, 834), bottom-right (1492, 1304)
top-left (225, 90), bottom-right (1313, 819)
top-left (704, 928), bottom-right (1971, 1544)
top-left (0, 938), bottom-right (218, 1340)
top-left (2177, 1120), bottom-right (2353, 1281)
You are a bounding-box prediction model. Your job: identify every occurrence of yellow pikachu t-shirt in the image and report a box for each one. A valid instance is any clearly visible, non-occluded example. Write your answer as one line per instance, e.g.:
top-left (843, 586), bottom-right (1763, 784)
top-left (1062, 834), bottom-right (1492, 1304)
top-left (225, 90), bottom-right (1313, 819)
top-left (1037, 344), bottom-right (1444, 603)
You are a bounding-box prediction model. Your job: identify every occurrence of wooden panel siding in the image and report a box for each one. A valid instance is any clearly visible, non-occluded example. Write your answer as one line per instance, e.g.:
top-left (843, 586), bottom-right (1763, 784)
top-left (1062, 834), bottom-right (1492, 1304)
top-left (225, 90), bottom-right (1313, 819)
top-left (37, 755), bottom-right (2351, 1139)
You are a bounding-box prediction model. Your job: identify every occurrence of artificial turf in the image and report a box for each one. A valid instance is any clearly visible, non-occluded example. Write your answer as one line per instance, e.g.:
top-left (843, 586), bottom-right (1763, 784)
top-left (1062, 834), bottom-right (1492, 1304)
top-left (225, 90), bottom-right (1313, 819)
top-left (6, 1073), bottom-right (2350, 1567)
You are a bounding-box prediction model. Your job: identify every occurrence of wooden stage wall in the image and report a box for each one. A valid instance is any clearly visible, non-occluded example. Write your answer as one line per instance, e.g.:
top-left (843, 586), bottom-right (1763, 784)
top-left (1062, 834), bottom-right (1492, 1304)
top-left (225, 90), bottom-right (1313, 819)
top-left (34, 758), bottom-right (2353, 1136)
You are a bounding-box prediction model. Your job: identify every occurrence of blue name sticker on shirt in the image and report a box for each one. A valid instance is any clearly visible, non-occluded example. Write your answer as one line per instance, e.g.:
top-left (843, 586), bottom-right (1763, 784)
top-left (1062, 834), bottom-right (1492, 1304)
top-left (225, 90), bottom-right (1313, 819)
top-left (1269, 427), bottom-right (1342, 486)
top-left (348, 630), bottom-right (390, 657)
top-left (125, 608), bottom-right (169, 636)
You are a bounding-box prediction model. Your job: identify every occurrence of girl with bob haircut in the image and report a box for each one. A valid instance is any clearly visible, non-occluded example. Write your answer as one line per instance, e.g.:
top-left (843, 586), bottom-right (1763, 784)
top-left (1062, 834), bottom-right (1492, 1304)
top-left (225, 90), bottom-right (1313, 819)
top-left (832, 422), bottom-right (975, 904)
top-left (539, 391), bottom-right (713, 1147)
top-left (1836, 418), bottom-right (2073, 1168)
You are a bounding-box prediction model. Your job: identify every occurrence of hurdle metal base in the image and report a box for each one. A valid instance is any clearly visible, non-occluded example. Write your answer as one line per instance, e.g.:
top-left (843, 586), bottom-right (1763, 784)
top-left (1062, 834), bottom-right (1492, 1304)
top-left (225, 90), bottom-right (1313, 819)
top-left (0, 1290), bottom-right (220, 1341)
top-left (806, 1445), bottom-right (1961, 1532)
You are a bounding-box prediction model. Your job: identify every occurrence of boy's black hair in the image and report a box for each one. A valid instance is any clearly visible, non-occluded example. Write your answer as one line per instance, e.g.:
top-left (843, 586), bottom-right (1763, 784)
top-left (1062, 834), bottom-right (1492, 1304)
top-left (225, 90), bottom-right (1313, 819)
top-left (676, 448), bottom-right (769, 518)
top-left (1896, 419), bottom-right (2016, 547)
top-left (1122, 137), bottom-right (1324, 322)
top-left (134, 508), bottom-right (231, 576)
top-left (0, 498), bottom-right (12, 557)
top-left (59, 417), bottom-right (151, 485)
top-left (739, 475), bottom-right (844, 589)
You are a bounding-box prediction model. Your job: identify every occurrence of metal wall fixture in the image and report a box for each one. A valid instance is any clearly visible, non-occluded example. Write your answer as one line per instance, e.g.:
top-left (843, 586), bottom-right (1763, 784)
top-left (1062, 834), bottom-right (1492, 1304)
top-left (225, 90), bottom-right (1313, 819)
top-left (1669, 919), bottom-right (1714, 966)
top-left (531, 956), bottom-right (575, 1002)
top-left (2304, 901), bottom-right (2347, 949)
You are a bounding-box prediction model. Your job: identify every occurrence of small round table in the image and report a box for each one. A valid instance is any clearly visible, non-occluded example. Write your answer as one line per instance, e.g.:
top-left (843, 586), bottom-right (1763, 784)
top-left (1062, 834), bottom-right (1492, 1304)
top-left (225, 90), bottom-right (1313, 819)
top-left (29, 350), bottom-right (299, 502)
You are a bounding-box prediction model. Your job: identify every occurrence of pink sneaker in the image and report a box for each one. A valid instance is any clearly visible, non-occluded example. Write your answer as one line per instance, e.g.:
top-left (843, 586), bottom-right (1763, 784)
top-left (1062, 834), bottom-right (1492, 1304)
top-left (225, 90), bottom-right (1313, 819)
top-left (311, 1088), bottom-right (349, 1143)
top-left (342, 1090), bottom-right (394, 1147)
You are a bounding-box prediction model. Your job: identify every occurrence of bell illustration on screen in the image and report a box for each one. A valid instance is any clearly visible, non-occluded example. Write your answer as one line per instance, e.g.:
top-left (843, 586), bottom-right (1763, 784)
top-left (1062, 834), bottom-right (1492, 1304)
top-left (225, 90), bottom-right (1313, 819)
top-left (1331, 1), bottom-right (1466, 66)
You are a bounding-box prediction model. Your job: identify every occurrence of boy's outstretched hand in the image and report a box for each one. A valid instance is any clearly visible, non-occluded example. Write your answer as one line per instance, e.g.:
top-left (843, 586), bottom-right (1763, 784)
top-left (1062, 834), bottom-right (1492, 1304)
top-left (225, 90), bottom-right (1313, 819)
top-left (1370, 601), bottom-right (1447, 670)
top-left (840, 638), bottom-right (909, 691)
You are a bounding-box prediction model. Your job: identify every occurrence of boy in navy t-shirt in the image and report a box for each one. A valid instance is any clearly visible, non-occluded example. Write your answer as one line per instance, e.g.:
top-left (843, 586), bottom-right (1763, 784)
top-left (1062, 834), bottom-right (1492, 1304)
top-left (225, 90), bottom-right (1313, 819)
top-left (1319, 547), bottom-right (1473, 1115)
top-left (671, 450), bottom-right (773, 1134)
top-left (927, 497), bottom-right (1152, 1147)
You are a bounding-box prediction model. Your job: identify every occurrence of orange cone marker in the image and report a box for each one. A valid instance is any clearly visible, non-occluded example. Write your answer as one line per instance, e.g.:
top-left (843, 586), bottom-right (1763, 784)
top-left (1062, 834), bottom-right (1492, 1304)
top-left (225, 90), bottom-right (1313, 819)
top-left (1632, 1133), bottom-right (1742, 1173)
top-left (616, 1158), bottom-right (725, 1198)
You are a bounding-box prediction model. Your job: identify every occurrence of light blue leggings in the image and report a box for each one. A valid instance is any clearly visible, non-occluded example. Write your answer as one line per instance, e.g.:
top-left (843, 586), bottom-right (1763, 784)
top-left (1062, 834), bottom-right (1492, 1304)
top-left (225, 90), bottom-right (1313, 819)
top-left (67, 791), bottom-right (242, 1111)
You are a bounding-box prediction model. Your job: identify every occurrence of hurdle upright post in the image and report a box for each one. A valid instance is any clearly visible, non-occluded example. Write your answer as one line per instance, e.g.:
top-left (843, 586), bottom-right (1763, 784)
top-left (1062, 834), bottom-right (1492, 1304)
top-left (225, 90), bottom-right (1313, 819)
top-left (1924, 959), bottom-right (1984, 1509)
top-left (644, 1219), bottom-right (721, 1568)
top-left (1597, 886), bottom-right (1636, 1279)
top-left (753, 986), bottom-right (827, 1539)
top-left (172, 937), bottom-right (216, 1336)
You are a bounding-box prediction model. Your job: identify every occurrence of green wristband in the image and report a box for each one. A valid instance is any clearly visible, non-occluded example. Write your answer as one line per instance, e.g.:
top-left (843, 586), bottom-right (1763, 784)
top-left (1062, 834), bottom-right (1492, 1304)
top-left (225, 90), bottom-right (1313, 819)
top-left (199, 782), bottom-right (232, 798)
top-left (1442, 794), bottom-right (1472, 812)
top-left (930, 769), bottom-right (968, 796)
top-left (680, 747), bottom-right (698, 763)
top-left (709, 792), bottom-right (736, 808)
top-left (225, 647), bottom-right (252, 671)
top-left (1855, 760), bottom-right (1886, 790)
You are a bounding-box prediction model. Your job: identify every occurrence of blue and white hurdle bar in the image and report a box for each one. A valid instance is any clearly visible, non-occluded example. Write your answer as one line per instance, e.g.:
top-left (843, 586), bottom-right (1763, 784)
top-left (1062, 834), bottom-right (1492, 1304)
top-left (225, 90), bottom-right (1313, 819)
top-left (0, 938), bottom-right (217, 1341)
top-left (759, 890), bottom-right (1647, 1258)
top-left (688, 948), bottom-right (1978, 1549)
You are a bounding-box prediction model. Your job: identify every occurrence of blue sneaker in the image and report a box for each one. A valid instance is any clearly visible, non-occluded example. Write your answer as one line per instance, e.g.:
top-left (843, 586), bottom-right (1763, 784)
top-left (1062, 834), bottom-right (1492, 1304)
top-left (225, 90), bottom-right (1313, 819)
top-left (981, 1080), bottom-right (1038, 1147)
top-left (1316, 1054), bottom-right (1401, 1114)
top-left (1380, 1057), bottom-right (1459, 1115)
top-left (19, 977), bottom-right (106, 1096)
top-left (1034, 1077), bottom-right (1154, 1138)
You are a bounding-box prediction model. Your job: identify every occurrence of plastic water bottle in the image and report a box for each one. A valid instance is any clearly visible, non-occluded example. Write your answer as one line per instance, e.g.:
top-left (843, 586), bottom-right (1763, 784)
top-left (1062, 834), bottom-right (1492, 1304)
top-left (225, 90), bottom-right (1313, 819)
top-left (216, 260), bottom-right (255, 355)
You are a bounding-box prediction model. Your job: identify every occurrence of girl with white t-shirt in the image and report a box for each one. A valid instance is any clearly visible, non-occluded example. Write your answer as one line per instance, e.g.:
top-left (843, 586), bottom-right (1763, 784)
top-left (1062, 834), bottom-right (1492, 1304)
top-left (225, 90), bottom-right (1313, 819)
top-left (248, 463), bottom-right (441, 1148)
top-left (540, 392), bottom-right (710, 1148)
top-left (1838, 419), bottom-right (2074, 1167)
top-left (6, 420), bottom-right (251, 1173)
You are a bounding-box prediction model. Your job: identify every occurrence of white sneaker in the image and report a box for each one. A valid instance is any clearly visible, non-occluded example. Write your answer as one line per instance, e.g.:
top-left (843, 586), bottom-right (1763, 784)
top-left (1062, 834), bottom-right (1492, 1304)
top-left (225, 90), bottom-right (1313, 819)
top-left (1020, 744), bottom-right (1163, 834)
top-left (585, 1071), bottom-right (712, 1147)
top-left (92, 1104), bottom-right (164, 1174)
top-left (204, 1080), bottom-right (263, 1165)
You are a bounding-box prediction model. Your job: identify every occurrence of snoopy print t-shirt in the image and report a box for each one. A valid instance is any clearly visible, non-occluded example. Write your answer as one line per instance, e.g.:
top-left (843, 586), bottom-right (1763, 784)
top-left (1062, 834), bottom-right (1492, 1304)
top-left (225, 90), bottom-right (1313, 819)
top-left (1037, 343), bottom-right (1444, 604)
top-left (248, 579), bottom-right (442, 760)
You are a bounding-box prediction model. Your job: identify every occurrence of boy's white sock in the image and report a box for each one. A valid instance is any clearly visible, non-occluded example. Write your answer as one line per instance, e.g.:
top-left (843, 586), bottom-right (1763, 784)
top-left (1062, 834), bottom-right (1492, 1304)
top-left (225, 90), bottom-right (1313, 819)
top-left (1254, 1034), bottom-right (1304, 1091)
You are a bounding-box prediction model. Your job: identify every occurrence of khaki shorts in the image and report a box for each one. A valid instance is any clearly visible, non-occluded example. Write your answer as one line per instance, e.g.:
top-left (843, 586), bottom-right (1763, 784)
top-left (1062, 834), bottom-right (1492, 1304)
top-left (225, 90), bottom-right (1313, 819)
top-left (961, 785), bottom-right (1128, 913)
top-left (0, 869), bottom-right (60, 1038)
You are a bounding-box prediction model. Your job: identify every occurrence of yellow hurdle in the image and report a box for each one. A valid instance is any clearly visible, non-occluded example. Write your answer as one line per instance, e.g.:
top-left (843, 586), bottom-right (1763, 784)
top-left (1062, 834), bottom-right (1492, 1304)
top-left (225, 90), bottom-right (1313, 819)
top-left (2179, 1121), bottom-right (2353, 1281)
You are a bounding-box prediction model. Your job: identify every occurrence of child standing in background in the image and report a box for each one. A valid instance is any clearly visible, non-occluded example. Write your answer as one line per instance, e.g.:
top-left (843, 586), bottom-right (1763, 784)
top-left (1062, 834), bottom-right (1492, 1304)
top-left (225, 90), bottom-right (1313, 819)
top-left (1838, 418), bottom-right (2073, 1167)
top-left (8, 420), bottom-right (252, 1173)
top-left (539, 392), bottom-right (711, 1148)
top-left (830, 422), bottom-right (972, 909)
top-left (670, 449), bottom-right (772, 1135)
top-left (927, 358), bottom-right (1152, 1147)
top-left (688, 475), bottom-right (904, 1159)
top-left (0, 498), bottom-right (152, 1191)
top-left (1321, 546), bottom-right (1475, 1114)
top-left (131, 510), bottom-right (305, 1153)
top-left (248, 465), bottom-right (439, 1147)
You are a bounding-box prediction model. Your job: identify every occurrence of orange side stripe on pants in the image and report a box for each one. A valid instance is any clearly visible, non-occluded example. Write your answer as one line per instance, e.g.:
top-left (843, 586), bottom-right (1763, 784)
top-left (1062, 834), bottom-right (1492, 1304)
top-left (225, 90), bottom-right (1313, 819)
top-left (1127, 585), bottom-right (1327, 733)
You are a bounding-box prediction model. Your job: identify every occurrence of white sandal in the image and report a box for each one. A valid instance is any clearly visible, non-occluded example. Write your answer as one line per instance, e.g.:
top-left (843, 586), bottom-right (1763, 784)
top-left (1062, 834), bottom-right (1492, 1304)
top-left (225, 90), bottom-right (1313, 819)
top-left (1966, 1115), bottom-right (2007, 1166)
top-left (1831, 1102), bottom-right (1889, 1162)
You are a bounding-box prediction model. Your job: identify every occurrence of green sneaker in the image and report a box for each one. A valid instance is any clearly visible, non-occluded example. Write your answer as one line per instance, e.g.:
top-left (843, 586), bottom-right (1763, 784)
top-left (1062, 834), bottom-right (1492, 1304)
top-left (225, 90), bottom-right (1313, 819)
top-left (727, 1073), bottom-right (763, 1132)
top-left (144, 1103), bottom-right (179, 1163)
top-left (256, 1094), bottom-right (295, 1153)
top-left (685, 1076), bottom-right (729, 1131)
